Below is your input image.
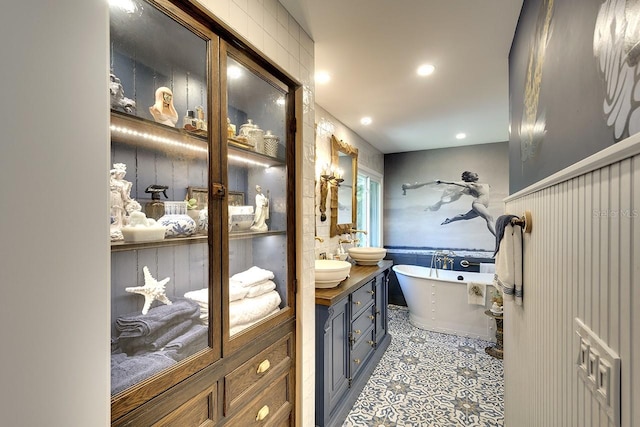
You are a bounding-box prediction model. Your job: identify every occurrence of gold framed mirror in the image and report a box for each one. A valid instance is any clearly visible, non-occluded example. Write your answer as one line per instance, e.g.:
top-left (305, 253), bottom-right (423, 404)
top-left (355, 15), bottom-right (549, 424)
top-left (330, 135), bottom-right (358, 237)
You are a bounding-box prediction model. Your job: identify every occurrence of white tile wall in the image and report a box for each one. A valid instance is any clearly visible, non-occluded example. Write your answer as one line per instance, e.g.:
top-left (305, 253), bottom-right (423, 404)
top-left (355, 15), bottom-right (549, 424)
top-left (197, 1), bottom-right (316, 424)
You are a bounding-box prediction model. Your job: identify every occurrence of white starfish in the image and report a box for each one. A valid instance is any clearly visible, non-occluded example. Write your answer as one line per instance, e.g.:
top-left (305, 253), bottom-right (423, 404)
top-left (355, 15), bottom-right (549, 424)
top-left (125, 266), bottom-right (172, 315)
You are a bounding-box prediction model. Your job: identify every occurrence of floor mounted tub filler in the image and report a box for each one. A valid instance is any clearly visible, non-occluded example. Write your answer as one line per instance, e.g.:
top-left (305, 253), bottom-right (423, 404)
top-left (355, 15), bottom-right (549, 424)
top-left (392, 264), bottom-right (496, 342)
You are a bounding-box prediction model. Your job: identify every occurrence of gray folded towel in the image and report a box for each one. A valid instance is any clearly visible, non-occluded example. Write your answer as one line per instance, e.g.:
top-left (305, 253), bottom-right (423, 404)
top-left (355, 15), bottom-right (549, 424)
top-left (115, 298), bottom-right (200, 338)
top-left (119, 318), bottom-right (196, 354)
top-left (165, 324), bottom-right (208, 361)
top-left (111, 351), bottom-right (176, 395)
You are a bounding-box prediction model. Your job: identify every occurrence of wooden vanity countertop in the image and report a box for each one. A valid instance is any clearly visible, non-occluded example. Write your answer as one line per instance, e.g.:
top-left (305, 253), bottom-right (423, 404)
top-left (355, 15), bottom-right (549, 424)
top-left (315, 259), bottom-right (393, 306)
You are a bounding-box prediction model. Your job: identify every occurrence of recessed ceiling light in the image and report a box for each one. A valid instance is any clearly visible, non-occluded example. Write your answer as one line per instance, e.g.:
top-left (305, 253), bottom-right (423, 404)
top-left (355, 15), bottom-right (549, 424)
top-left (455, 133), bottom-right (467, 140)
top-left (360, 116), bottom-right (372, 126)
top-left (315, 71), bottom-right (331, 84)
top-left (417, 64), bottom-right (435, 76)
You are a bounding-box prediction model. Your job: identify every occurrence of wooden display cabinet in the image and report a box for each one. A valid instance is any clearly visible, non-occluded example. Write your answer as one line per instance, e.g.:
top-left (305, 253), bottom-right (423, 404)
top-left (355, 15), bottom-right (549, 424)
top-left (109, 1), bottom-right (300, 424)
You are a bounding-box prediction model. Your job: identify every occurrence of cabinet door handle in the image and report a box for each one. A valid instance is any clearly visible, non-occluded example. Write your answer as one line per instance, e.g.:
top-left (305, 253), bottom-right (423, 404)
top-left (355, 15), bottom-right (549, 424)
top-left (212, 182), bottom-right (226, 199)
top-left (353, 329), bottom-right (361, 335)
top-left (354, 301), bottom-right (361, 306)
top-left (368, 315), bottom-right (375, 320)
top-left (368, 340), bottom-right (376, 346)
top-left (256, 405), bottom-right (270, 421)
top-left (256, 359), bottom-right (271, 374)
top-left (353, 358), bottom-right (361, 365)
top-left (367, 290), bottom-right (374, 295)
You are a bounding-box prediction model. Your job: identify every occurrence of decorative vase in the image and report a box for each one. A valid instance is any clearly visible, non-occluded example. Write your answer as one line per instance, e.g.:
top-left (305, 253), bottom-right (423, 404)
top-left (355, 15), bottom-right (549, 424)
top-left (158, 201), bottom-right (196, 237)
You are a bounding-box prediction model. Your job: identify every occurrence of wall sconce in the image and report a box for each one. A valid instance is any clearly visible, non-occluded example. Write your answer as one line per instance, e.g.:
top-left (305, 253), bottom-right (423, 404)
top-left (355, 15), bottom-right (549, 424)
top-left (318, 163), bottom-right (343, 222)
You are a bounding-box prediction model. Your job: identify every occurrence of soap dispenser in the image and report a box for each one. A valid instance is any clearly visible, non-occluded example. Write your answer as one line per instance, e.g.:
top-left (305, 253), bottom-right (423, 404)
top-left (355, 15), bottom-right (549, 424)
top-left (144, 184), bottom-right (168, 220)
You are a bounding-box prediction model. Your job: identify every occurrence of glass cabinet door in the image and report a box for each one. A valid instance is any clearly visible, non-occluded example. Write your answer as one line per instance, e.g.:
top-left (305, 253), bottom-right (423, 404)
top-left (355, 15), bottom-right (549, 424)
top-left (223, 47), bottom-right (295, 349)
top-left (109, 0), bottom-right (218, 411)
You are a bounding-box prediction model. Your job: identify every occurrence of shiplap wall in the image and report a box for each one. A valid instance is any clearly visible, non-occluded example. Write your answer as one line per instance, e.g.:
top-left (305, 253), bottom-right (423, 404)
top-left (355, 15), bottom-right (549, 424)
top-left (503, 137), bottom-right (640, 427)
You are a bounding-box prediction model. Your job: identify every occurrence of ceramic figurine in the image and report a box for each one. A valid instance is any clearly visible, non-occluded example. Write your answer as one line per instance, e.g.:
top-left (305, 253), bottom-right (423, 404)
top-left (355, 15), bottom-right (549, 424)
top-left (125, 266), bottom-right (172, 315)
top-left (110, 72), bottom-right (136, 113)
top-left (250, 185), bottom-right (269, 232)
top-left (149, 86), bottom-right (178, 127)
top-left (110, 163), bottom-right (141, 241)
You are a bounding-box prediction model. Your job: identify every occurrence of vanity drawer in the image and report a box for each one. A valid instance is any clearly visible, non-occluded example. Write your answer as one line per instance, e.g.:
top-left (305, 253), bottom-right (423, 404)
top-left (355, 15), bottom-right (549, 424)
top-left (351, 282), bottom-right (375, 320)
top-left (224, 333), bottom-right (292, 415)
top-left (226, 371), bottom-right (291, 426)
top-left (351, 305), bottom-right (375, 347)
top-left (350, 328), bottom-right (375, 378)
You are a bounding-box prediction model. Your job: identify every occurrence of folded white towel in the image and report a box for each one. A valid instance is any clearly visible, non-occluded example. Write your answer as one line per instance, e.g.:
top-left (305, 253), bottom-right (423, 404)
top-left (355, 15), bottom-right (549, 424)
top-left (229, 283), bottom-right (249, 302)
top-left (246, 280), bottom-right (277, 298)
top-left (467, 282), bottom-right (486, 306)
top-left (184, 288), bottom-right (208, 304)
top-left (229, 290), bottom-right (281, 328)
top-left (230, 266), bottom-right (275, 287)
top-left (230, 308), bottom-right (280, 336)
top-left (494, 223), bottom-right (523, 305)
top-left (480, 263), bottom-right (496, 274)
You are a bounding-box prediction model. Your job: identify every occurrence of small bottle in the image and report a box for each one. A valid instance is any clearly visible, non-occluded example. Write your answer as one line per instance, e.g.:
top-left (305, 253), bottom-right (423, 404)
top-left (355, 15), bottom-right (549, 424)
top-left (144, 185), bottom-right (168, 220)
top-left (196, 106), bottom-right (207, 131)
top-left (183, 110), bottom-right (196, 130)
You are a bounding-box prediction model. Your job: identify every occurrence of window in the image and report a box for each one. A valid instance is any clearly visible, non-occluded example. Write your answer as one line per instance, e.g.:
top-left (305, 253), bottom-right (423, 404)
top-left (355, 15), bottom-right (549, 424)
top-left (356, 166), bottom-right (383, 247)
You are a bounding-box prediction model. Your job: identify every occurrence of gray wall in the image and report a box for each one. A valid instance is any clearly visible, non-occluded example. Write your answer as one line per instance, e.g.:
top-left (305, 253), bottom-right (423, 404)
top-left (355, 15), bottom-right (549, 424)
top-left (509, 0), bottom-right (640, 192)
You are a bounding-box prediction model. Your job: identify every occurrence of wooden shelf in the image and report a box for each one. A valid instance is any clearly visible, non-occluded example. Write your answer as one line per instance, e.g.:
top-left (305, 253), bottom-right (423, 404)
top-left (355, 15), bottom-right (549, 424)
top-left (110, 110), bottom-right (208, 159)
top-left (111, 235), bottom-right (208, 252)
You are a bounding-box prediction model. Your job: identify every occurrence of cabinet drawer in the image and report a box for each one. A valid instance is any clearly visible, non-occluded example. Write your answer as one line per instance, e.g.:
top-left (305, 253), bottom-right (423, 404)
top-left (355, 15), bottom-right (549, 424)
top-left (151, 384), bottom-right (217, 427)
top-left (350, 329), bottom-right (375, 378)
top-left (351, 283), bottom-right (375, 319)
top-left (226, 371), bottom-right (290, 426)
top-left (225, 334), bottom-right (292, 414)
top-left (351, 305), bottom-right (375, 347)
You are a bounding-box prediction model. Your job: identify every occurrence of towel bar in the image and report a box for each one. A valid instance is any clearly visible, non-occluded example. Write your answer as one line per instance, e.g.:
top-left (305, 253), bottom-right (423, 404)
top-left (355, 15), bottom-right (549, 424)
top-left (510, 210), bottom-right (532, 233)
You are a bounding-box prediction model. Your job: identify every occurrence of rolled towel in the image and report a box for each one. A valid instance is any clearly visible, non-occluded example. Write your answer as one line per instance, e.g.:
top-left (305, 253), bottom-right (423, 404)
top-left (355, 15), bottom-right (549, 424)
top-left (467, 282), bottom-right (486, 306)
top-left (116, 298), bottom-right (200, 338)
top-left (230, 266), bottom-right (275, 287)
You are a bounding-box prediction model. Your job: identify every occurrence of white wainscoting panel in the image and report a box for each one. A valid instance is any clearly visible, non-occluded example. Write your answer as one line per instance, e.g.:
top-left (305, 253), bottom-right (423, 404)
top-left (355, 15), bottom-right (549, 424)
top-left (503, 140), bottom-right (639, 427)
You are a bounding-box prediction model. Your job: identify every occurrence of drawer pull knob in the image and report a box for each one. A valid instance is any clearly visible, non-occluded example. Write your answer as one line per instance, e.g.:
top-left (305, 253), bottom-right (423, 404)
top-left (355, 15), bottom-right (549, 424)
top-left (354, 329), bottom-right (361, 335)
top-left (368, 315), bottom-right (375, 320)
top-left (256, 359), bottom-right (271, 374)
top-left (368, 340), bottom-right (376, 346)
top-left (353, 358), bottom-right (361, 365)
top-left (367, 290), bottom-right (374, 295)
top-left (256, 405), bottom-right (270, 421)
top-left (354, 301), bottom-right (361, 305)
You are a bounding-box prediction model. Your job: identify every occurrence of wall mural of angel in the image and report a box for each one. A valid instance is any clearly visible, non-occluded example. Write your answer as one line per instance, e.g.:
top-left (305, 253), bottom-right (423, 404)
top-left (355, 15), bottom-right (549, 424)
top-left (593, 0), bottom-right (640, 141)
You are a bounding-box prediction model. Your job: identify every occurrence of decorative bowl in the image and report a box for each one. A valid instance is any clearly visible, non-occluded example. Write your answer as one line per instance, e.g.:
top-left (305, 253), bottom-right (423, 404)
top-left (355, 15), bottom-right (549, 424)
top-left (348, 247), bottom-right (387, 265)
top-left (315, 259), bottom-right (352, 288)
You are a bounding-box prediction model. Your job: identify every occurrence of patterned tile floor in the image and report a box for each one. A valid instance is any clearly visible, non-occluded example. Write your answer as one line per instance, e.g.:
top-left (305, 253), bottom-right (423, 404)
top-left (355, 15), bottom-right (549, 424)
top-left (343, 305), bottom-right (504, 427)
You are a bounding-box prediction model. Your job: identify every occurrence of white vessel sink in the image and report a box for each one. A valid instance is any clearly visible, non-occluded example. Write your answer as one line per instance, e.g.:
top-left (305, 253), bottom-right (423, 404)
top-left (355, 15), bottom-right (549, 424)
top-left (348, 247), bottom-right (387, 265)
top-left (315, 259), bottom-right (352, 288)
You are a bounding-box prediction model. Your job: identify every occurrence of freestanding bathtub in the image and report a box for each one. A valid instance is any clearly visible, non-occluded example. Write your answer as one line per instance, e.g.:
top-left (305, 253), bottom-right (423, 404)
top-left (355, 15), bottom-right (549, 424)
top-left (392, 264), bottom-right (496, 341)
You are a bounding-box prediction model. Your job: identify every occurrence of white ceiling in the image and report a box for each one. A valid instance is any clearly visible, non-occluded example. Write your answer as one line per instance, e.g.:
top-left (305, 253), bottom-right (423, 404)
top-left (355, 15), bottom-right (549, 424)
top-left (280, 0), bottom-right (523, 154)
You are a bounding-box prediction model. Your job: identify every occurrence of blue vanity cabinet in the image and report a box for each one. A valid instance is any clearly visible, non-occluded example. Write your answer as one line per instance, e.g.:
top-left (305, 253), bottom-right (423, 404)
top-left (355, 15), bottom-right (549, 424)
top-left (315, 260), bottom-right (392, 427)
